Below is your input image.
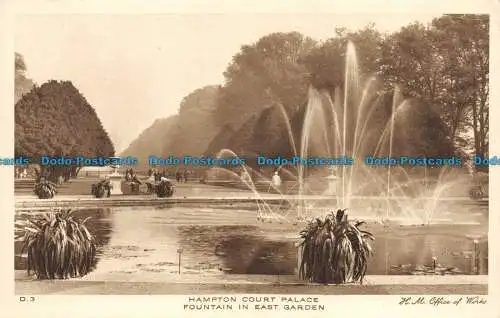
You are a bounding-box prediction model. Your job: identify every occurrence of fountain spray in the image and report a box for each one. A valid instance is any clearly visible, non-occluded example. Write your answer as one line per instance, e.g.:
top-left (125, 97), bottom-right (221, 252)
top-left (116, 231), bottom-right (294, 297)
top-left (386, 86), bottom-right (400, 219)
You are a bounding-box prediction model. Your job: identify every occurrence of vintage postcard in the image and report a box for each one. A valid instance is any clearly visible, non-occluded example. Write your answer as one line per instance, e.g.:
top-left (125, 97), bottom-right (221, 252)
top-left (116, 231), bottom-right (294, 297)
top-left (0, 0), bottom-right (498, 317)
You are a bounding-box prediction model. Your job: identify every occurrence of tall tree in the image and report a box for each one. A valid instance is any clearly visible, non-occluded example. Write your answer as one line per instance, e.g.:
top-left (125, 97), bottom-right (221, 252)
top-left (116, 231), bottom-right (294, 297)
top-left (431, 14), bottom-right (489, 161)
top-left (164, 86), bottom-right (221, 158)
top-left (377, 15), bottom-right (489, 162)
top-left (303, 24), bottom-right (383, 92)
top-left (120, 115), bottom-right (179, 170)
top-left (378, 22), bottom-right (445, 103)
top-left (15, 80), bottom-right (115, 181)
top-left (215, 32), bottom-right (315, 129)
top-left (15, 53), bottom-right (34, 103)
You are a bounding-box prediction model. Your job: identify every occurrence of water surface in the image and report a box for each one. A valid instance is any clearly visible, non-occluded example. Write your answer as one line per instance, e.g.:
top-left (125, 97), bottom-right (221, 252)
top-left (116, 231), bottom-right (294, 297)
top-left (14, 202), bottom-right (488, 280)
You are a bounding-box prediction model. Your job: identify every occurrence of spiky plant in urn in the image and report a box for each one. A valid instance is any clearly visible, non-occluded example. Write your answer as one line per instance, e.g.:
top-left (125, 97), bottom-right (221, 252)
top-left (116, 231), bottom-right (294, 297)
top-left (22, 209), bottom-right (97, 279)
top-left (298, 209), bottom-right (374, 284)
top-left (91, 177), bottom-right (113, 198)
top-left (33, 177), bottom-right (57, 199)
top-left (156, 177), bottom-right (175, 197)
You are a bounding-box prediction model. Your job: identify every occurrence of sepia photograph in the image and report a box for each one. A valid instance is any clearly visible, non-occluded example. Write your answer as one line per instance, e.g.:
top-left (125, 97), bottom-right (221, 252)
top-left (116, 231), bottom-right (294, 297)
top-left (2, 0), bottom-right (498, 317)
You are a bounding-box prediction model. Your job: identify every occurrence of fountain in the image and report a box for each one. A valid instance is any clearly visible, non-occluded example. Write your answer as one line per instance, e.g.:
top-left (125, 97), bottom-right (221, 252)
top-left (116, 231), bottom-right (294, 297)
top-left (272, 171), bottom-right (282, 188)
top-left (279, 41), bottom-right (477, 224)
top-left (204, 40), bottom-right (484, 227)
top-left (325, 166), bottom-right (340, 196)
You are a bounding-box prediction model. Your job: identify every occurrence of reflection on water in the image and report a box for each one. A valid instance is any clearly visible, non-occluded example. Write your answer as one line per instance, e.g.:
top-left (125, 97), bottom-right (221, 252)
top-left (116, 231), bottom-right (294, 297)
top-left (14, 203), bottom-right (488, 277)
top-left (177, 225), bottom-right (296, 274)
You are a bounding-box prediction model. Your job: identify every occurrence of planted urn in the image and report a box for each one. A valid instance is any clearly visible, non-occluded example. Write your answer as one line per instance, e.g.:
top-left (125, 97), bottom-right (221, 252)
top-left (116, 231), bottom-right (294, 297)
top-left (91, 179), bottom-right (112, 198)
top-left (156, 178), bottom-right (175, 197)
top-left (22, 209), bottom-right (97, 279)
top-left (298, 209), bottom-right (374, 284)
top-left (33, 178), bottom-right (57, 199)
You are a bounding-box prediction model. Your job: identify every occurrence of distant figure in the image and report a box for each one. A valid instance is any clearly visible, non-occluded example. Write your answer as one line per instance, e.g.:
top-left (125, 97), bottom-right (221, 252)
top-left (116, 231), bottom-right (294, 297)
top-left (200, 170), bottom-right (208, 184)
top-left (144, 171), bottom-right (156, 194)
top-left (272, 171), bottom-right (281, 187)
top-left (129, 171), bottom-right (141, 193)
top-left (131, 172), bottom-right (142, 184)
top-left (240, 170), bottom-right (251, 184)
top-left (175, 171), bottom-right (182, 182)
top-left (147, 172), bottom-right (155, 182)
top-left (183, 170), bottom-right (189, 183)
top-left (103, 176), bottom-right (112, 197)
top-left (148, 169), bottom-right (153, 177)
top-left (41, 169), bottom-right (50, 181)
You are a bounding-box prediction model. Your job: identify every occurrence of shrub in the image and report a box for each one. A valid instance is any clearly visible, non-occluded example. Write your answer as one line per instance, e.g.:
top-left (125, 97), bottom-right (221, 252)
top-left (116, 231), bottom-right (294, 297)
top-left (33, 178), bottom-right (57, 199)
top-left (298, 209), bottom-right (374, 284)
top-left (156, 179), bottom-right (174, 197)
top-left (22, 209), bottom-right (97, 279)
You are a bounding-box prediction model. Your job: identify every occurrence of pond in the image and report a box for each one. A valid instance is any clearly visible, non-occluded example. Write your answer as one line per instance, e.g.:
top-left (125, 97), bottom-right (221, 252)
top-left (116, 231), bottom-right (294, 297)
top-left (14, 202), bottom-right (488, 280)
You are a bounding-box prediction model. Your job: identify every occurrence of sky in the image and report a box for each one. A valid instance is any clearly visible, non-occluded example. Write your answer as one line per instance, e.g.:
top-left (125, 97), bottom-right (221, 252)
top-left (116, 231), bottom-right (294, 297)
top-left (15, 13), bottom-right (441, 152)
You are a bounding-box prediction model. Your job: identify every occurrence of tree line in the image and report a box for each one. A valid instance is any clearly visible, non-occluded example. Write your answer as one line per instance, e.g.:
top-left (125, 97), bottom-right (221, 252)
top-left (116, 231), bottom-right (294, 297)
top-left (16, 14), bottom-right (487, 182)
top-left (15, 55), bottom-right (115, 182)
top-left (207, 14), bottom-right (488, 167)
top-left (123, 14), bottom-right (488, 176)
